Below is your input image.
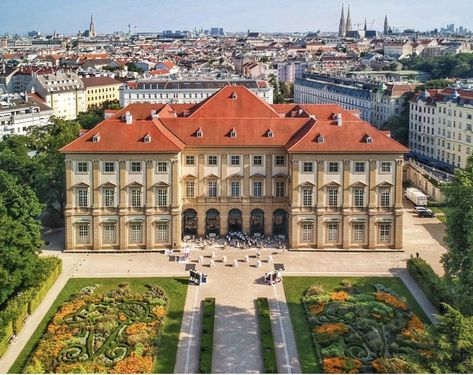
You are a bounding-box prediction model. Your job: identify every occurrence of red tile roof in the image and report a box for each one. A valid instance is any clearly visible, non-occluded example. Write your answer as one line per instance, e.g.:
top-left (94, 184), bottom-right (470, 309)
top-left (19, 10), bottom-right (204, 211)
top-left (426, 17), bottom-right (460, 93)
top-left (60, 85), bottom-right (408, 154)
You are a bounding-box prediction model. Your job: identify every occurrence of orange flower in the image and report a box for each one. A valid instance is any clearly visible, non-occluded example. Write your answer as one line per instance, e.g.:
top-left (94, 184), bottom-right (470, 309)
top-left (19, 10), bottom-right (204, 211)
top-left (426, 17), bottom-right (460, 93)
top-left (126, 322), bottom-right (148, 336)
top-left (54, 300), bottom-right (86, 321)
top-left (323, 357), bottom-right (362, 374)
top-left (314, 323), bottom-right (349, 336)
top-left (330, 291), bottom-right (349, 301)
top-left (118, 313), bottom-right (127, 321)
top-left (375, 292), bottom-right (408, 310)
top-left (110, 353), bottom-right (153, 374)
top-left (152, 305), bottom-right (166, 317)
top-left (308, 303), bottom-right (325, 315)
top-left (402, 314), bottom-right (425, 339)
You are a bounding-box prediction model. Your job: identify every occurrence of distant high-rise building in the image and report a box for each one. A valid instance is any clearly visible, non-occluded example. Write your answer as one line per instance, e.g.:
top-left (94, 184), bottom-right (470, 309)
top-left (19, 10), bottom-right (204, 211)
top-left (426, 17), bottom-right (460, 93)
top-left (345, 4), bottom-right (352, 33)
top-left (384, 15), bottom-right (389, 34)
top-left (338, 4), bottom-right (346, 37)
top-left (89, 13), bottom-right (96, 38)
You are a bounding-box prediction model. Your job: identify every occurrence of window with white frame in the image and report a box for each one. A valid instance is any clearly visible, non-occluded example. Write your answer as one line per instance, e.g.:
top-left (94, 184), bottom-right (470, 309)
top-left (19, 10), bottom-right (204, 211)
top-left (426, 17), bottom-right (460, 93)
top-left (379, 223), bottom-right (392, 242)
top-left (302, 188), bottom-right (313, 206)
top-left (156, 222), bottom-right (169, 242)
top-left (208, 180), bottom-right (217, 197)
top-left (208, 155), bottom-right (218, 165)
top-left (104, 161), bottom-right (115, 173)
top-left (354, 188), bottom-right (365, 207)
top-left (327, 188), bottom-right (339, 207)
top-left (185, 155), bottom-right (195, 165)
top-left (230, 155), bottom-right (241, 166)
top-left (103, 223), bottom-right (116, 243)
top-left (186, 181), bottom-right (195, 198)
top-left (353, 223), bottom-right (365, 242)
top-left (275, 155), bottom-right (285, 166)
top-left (130, 188), bottom-right (142, 207)
top-left (103, 187), bottom-right (115, 207)
top-left (253, 155), bottom-right (263, 166)
top-left (380, 162), bottom-right (392, 173)
top-left (327, 223), bottom-right (339, 242)
top-left (130, 223), bottom-right (143, 243)
top-left (77, 161), bottom-right (88, 173)
top-left (275, 181), bottom-right (285, 197)
top-left (253, 180), bottom-right (263, 197)
top-left (354, 162), bottom-right (365, 173)
top-left (130, 161), bottom-right (142, 173)
top-left (302, 223), bottom-right (313, 242)
top-left (230, 180), bottom-right (240, 197)
top-left (77, 223), bottom-right (90, 244)
top-left (157, 161), bottom-right (168, 173)
top-left (77, 187), bottom-right (88, 207)
top-left (328, 162), bottom-right (339, 173)
top-left (380, 188), bottom-right (391, 207)
top-left (157, 188), bottom-right (168, 206)
top-left (302, 162), bottom-right (313, 173)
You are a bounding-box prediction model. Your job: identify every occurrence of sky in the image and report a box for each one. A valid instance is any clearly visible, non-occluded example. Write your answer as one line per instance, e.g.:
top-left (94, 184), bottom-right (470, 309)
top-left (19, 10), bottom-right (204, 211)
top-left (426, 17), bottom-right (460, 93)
top-left (1, 0), bottom-right (472, 35)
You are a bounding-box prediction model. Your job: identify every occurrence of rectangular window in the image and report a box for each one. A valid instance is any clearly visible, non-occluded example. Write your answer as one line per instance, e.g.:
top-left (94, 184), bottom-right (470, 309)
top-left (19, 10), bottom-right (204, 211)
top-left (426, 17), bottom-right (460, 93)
top-left (103, 223), bottom-right (116, 244)
top-left (327, 223), bottom-right (339, 242)
top-left (302, 223), bottom-right (313, 242)
top-left (130, 161), bottom-right (142, 173)
top-left (186, 181), bottom-right (195, 198)
top-left (380, 189), bottom-right (391, 207)
top-left (130, 188), bottom-right (142, 207)
top-left (103, 188), bottom-right (115, 207)
top-left (302, 162), bottom-right (313, 173)
top-left (230, 155), bottom-right (241, 166)
top-left (328, 162), bottom-right (339, 173)
top-left (230, 180), bottom-right (240, 197)
top-left (275, 155), bottom-right (285, 166)
top-left (157, 188), bottom-right (168, 206)
top-left (253, 180), bottom-right (263, 197)
top-left (185, 155), bottom-right (195, 165)
top-left (353, 223), bottom-right (365, 243)
top-left (104, 162), bottom-right (115, 173)
top-left (208, 181), bottom-right (217, 198)
top-left (253, 155), bottom-right (263, 166)
top-left (208, 155), bottom-right (218, 165)
top-left (130, 223), bottom-right (143, 243)
top-left (275, 181), bottom-right (285, 197)
top-left (77, 188), bottom-right (88, 207)
top-left (328, 188), bottom-right (338, 207)
top-left (156, 223), bottom-right (169, 242)
top-left (380, 162), bottom-right (392, 173)
top-left (354, 188), bottom-right (364, 207)
top-left (302, 188), bottom-right (313, 206)
top-left (77, 161), bottom-right (88, 173)
top-left (379, 223), bottom-right (391, 243)
top-left (354, 162), bottom-right (365, 173)
top-left (77, 224), bottom-right (90, 244)
top-left (157, 161), bottom-right (168, 173)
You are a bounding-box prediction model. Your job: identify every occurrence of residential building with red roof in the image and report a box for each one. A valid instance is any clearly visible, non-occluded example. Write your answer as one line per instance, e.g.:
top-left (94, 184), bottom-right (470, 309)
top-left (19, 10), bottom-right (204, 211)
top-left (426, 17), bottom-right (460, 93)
top-left (60, 85), bottom-right (407, 252)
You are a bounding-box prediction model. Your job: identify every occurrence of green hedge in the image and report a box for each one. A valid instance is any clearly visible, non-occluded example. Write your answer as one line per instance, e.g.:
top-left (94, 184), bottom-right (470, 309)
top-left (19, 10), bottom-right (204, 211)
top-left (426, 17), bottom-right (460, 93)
top-left (199, 298), bottom-right (215, 374)
top-left (0, 257), bottom-right (62, 358)
top-left (256, 298), bottom-right (278, 374)
top-left (407, 257), bottom-right (452, 311)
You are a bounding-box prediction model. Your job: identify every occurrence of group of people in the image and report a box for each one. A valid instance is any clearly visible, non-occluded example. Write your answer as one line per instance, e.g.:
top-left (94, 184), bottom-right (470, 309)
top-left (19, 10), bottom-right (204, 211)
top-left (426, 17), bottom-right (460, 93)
top-left (224, 231), bottom-right (263, 249)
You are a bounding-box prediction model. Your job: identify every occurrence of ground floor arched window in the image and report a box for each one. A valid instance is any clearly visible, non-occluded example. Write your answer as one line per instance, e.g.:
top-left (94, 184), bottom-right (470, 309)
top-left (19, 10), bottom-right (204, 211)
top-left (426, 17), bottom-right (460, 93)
top-left (272, 209), bottom-right (288, 236)
top-left (250, 209), bottom-right (264, 236)
top-left (182, 209), bottom-right (198, 237)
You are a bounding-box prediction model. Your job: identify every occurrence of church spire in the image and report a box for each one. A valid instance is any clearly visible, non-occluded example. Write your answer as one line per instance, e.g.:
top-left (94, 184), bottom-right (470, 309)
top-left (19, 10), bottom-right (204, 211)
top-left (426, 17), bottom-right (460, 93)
top-left (384, 14), bottom-right (389, 34)
top-left (364, 18), bottom-right (367, 31)
top-left (89, 13), bottom-right (96, 38)
top-left (338, 4), bottom-right (346, 37)
top-left (345, 4), bottom-right (352, 34)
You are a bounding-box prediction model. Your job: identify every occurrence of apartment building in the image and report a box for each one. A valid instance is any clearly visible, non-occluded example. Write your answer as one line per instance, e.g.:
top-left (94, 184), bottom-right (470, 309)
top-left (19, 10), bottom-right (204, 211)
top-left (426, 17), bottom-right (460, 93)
top-left (409, 87), bottom-right (473, 170)
top-left (277, 62), bottom-right (308, 83)
top-left (119, 79), bottom-right (273, 106)
top-left (61, 85), bottom-right (407, 252)
top-left (81, 76), bottom-right (122, 109)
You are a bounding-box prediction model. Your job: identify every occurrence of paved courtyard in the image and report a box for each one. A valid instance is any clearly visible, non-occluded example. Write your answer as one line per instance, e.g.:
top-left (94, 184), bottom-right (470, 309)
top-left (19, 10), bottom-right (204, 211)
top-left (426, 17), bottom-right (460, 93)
top-left (0, 203), bottom-right (447, 373)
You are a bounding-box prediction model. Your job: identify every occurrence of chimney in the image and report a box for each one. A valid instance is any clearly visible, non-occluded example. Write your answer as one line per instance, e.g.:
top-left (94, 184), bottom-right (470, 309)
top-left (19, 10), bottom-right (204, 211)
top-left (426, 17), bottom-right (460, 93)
top-left (125, 111), bottom-right (133, 124)
top-left (337, 113), bottom-right (343, 126)
top-left (151, 109), bottom-right (158, 118)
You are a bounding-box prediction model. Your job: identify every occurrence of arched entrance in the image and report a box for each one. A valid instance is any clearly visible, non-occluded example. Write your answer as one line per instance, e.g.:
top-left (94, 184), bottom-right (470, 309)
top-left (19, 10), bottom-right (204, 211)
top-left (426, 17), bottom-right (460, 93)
top-left (250, 209), bottom-right (264, 236)
top-left (182, 209), bottom-right (197, 237)
top-left (272, 209), bottom-right (288, 237)
top-left (228, 208), bottom-right (243, 233)
top-left (206, 209), bottom-right (220, 236)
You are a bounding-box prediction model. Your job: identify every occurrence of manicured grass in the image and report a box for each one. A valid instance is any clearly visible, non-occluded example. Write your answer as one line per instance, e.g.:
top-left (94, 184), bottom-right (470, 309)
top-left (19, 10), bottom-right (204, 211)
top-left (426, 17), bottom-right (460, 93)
top-left (9, 277), bottom-right (188, 374)
top-left (199, 298), bottom-right (215, 374)
top-left (430, 206), bottom-right (447, 223)
top-left (283, 276), bottom-right (429, 374)
top-left (256, 298), bottom-right (278, 374)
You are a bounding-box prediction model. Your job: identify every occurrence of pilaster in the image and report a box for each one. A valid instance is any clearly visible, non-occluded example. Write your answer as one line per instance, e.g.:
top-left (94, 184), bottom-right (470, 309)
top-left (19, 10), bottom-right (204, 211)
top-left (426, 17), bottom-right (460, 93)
top-left (265, 154), bottom-right (272, 196)
top-left (369, 160), bottom-right (377, 208)
top-left (92, 159), bottom-right (100, 208)
top-left (65, 159), bottom-right (73, 209)
top-left (198, 154), bottom-right (205, 197)
top-left (146, 160), bottom-right (154, 207)
top-left (243, 154), bottom-right (250, 197)
top-left (394, 159), bottom-right (404, 209)
top-left (317, 160), bottom-right (324, 208)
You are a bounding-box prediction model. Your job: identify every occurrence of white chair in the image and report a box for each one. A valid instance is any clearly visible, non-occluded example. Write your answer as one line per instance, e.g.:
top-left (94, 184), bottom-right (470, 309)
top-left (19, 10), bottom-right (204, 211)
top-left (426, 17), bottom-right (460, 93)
top-left (256, 259), bottom-right (262, 268)
top-left (244, 255), bottom-right (249, 263)
top-left (268, 255), bottom-right (273, 264)
top-left (198, 255), bottom-right (204, 264)
top-left (233, 259), bottom-right (238, 268)
top-left (222, 255), bottom-right (227, 265)
top-left (210, 259), bottom-right (215, 268)
top-left (211, 251), bottom-right (216, 260)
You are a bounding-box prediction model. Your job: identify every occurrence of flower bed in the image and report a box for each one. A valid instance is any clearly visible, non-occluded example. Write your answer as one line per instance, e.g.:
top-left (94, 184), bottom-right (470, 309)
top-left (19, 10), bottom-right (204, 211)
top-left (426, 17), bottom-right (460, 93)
top-left (23, 283), bottom-right (168, 374)
top-left (303, 282), bottom-right (428, 374)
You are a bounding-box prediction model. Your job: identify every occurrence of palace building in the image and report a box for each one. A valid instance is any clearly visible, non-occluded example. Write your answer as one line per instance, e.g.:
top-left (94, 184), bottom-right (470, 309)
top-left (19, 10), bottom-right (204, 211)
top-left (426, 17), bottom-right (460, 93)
top-left (60, 85), bottom-right (408, 251)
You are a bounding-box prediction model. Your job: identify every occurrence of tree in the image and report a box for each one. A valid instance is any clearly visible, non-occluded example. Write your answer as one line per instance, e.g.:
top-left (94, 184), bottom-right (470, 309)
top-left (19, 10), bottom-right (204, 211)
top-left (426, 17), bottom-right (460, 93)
top-left (77, 100), bottom-right (121, 130)
top-left (0, 135), bottom-right (37, 186)
top-left (442, 154), bottom-right (473, 315)
top-left (403, 53), bottom-right (473, 79)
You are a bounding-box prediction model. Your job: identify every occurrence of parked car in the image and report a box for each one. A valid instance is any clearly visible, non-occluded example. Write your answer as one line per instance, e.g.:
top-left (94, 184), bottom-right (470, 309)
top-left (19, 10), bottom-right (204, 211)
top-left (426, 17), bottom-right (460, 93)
top-left (418, 209), bottom-right (435, 218)
top-left (414, 206), bottom-right (428, 213)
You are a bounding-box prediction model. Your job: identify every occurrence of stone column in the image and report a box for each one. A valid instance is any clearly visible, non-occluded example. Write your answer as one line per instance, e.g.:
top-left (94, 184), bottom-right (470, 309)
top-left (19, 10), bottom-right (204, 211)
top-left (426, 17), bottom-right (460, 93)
top-left (316, 160), bottom-right (325, 208)
top-left (171, 158), bottom-right (180, 206)
top-left (198, 154), bottom-right (205, 197)
top-left (265, 154), bottom-right (273, 197)
top-left (119, 216), bottom-right (127, 250)
top-left (316, 213), bottom-right (324, 249)
top-left (368, 214), bottom-right (376, 249)
top-left (146, 215), bottom-right (154, 249)
top-left (92, 160), bottom-right (100, 208)
top-left (394, 211), bottom-right (403, 249)
top-left (146, 160), bottom-right (154, 207)
top-left (369, 160), bottom-right (377, 208)
top-left (93, 216), bottom-right (101, 250)
top-left (243, 154), bottom-right (250, 197)
top-left (394, 159), bottom-right (403, 209)
top-left (221, 154), bottom-right (228, 197)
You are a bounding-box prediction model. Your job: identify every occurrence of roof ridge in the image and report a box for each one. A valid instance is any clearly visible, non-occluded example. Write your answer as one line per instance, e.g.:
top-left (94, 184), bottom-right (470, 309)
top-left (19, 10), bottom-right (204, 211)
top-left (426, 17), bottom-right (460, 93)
top-left (286, 118), bottom-right (317, 151)
top-left (151, 118), bottom-right (186, 149)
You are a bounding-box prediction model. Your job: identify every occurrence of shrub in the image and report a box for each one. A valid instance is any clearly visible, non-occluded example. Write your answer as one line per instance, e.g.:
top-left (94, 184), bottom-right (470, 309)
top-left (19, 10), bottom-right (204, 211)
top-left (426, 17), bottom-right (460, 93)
top-left (305, 284), bottom-right (325, 297)
top-left (256, 298), bottom-right (277, 373)
top-left (199, 298), bottom-right (215, 374)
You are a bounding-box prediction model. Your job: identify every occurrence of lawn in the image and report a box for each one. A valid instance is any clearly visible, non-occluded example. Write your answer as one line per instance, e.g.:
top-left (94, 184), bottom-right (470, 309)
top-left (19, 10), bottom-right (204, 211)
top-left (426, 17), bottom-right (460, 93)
top-left (283, 277), bottom-right (429, 374)
top-left (430, 207), bottom-right (447, 223)
top-left (9, 277), bottom-right (188, 374)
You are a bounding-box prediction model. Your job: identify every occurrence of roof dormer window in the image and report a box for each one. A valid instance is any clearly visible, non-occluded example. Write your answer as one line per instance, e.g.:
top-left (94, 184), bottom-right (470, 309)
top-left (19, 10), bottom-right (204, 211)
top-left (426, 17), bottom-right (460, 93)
top-left (317, 134), bottom-right (325, 143)
top-left (267, 129), bottom-right (274, 138)
top-left (230, 129), bottom-right (237, 138)
top-left (92, 133), bottom-right (100, 143)
top-left (365, 135), bottom-right (373, 144)
top-left (196, 128), bottom-right (203, 138)
top-left (230, 92), bottom-right (238, 100)
top-left (144, 134), bottom-right (151, 143)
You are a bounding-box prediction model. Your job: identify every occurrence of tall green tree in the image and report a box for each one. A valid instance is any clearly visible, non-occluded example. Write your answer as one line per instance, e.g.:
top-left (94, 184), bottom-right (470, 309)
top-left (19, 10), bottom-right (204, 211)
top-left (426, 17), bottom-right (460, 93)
top-left (442, 154), bottom-right (473, 315)
top-left (0, 135), bottom-right (37, 186)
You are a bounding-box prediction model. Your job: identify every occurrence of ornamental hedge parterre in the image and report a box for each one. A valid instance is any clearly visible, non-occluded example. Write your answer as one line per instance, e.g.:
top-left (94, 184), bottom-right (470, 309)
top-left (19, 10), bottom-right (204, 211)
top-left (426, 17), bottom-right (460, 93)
top-left (23, 283), bottom-right (168, 374)
top-left (303, 282), bottom-right (429, 374)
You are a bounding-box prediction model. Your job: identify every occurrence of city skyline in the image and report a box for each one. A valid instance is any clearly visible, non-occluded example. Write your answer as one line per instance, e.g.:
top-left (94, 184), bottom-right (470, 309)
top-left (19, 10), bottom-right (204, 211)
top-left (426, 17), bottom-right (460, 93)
top-left (1, 0), bottom-right (473, 35)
